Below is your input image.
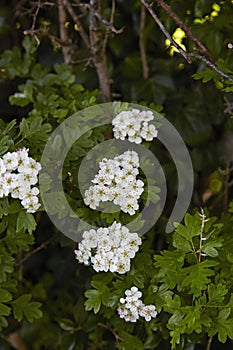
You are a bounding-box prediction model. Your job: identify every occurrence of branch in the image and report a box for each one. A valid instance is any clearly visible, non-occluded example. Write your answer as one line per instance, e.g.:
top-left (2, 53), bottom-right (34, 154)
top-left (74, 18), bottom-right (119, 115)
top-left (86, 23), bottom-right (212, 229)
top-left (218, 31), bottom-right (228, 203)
top-left (23, 1), bottom-right (55, 46)
top-left (139, 5), bottom-right (149, 79)
top-left (98, 322), bottom-right (123, 342)
top-left (83, 1), bottom-right (124, 35)
top-left (7, 331), bottom-right (28, 350)
top-left (154, 0), bottom-right (214, 62)
top-left (206, 336), bottom-right (213, 350)
top-left (141, 0), bottom-right (233, 84)
top-left (89, 0), bottom-right (111, 101)
top-left (15, 237), bottom-right (53, 267)
top-left (141, 0), bottom-right (191, 62)
top-left (63, 0), bottom-right (90, 49)
top-left (58, 0), bottom-right (72, 64)
top-left (103, 0), bottom-right (121, 52)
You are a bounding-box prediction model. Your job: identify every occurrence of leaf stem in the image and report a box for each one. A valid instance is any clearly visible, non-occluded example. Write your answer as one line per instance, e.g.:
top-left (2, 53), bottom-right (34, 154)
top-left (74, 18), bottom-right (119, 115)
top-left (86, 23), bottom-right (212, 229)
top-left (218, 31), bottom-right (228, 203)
top-left (198, 208), bottom-right (206, 263)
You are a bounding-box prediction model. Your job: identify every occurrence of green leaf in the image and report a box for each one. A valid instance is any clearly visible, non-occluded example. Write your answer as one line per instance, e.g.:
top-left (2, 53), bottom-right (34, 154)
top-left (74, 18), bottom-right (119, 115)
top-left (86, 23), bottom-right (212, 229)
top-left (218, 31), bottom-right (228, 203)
top-left (170, 330), bottom-right (180, 349)
top-left (208, 283), bottom-right (228, 305)
top-left (202, 237), bottom-right (223, 257)
top-left (11, 294), bottom-right (42, 322)
top-left (84, 289), bottom-right (102, 314)
top-left (211, 318), bottom-right (233, 343)
top-left (0, 289), bottom-right (12, 303)
top-left (76, 131), bottom-right (94, 148)
top-left (147, 185), bottom-right (160, 204)
top-left (57, 318), bottom-right (76, 332)
top-left (84, 283), bottom-right (110, 314)
top-left (0, 249), bottom-right (14, 282)
top-left (16, 211), bottom-right (37, 234)
top-left (180, 260), bottom-right (219, 297)
top-left (154, 250), bottom-right (185, 289)
top-left (5, 200), bottom-right (22, 214)
top-left (118, 331), bottom-right (144, 350)
top-left (19, 117), bottom-right (52, 143)
top-left (193, 68), bottom-right (220, 83)
top-left (9, 93), bottom-right (31, 107)
top-left (0, 303), bottom-right (11, 317)
top-left (4, 231), bottom-right (34, 253)
top-left (174, 213), bottom-right (201, 241)
top-left (2, 119), bottom-right (17, 135)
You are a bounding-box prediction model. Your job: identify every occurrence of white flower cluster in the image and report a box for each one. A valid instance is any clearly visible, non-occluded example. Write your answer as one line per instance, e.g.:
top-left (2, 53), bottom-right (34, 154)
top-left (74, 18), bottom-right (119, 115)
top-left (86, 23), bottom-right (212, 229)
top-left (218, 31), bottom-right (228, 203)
top-left (74, 221), bottom-right (142, 274)
top-left (118, 286), bottom-right (157, 322)
top-left (84, 150), bottom-right (144, 215)
top-left (0, 148), bottom-right (41, 213)
top-left (112, 109), bottom-right (158, 144)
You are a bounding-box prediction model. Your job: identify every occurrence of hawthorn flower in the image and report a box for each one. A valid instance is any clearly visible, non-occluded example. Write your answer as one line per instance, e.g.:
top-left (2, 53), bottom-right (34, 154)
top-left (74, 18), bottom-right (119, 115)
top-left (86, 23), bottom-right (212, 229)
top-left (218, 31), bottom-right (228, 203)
top-left (22, 197), bottom-right (40, 213)
top-left (3, 151), bottom-right (18, 171)
top-left (117, 286), bottom-right (157, 323)
top-left (84, 150), bottom-right (144, 215)
top-left (112, 109), bottom-right (158, 143)
top-left (140, 122), bottom-right (158, 141)
top-left (74, 221), bottom-right (142, 274)
top-left (16, 148), bottom-right (30, 172)
top-left (139, 304), bottom-right (157, 321)
top-left (0, 148), bottom-right (41, 213)
top-left (27, 157), bottom-right (42, 175)
top-left (125, 286), bottom-right (142, 302)
top-left (82, 229), bottom-right (98, 249)
top-left (0, 159), bottom-right (6, 174)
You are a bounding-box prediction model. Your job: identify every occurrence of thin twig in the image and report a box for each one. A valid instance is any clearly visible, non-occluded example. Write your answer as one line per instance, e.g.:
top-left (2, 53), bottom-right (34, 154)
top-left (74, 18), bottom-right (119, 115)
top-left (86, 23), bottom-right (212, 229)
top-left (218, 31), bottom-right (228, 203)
top-left (103, 0), bottom-right (119, 52)
top-left (155, 0), bottom-right (214, 62)
top-left (141, 0), bottom-right (191, 63)
top-left (139, 5), bottom-right (149, 79)
top-left (206, 336), bottom-right (213, 350)
top-left (141, 0), bottom-right (233, 84)
top-left (31, 1), bottom-right (41, 32)
top-left (188, 53), bottom-right (233, 83)
top-left (15, 237), bottom-right (53, 267)
top-left (98, 322), bottom-right (123, 342)
top-left (23, 1), bottom-right (55, 46)
top-left (63, 0), bottom-right (90, 49)
top-left (58, 0), bottom-right (72, 64)
top-left (84, 1), bottom-right (123, 35)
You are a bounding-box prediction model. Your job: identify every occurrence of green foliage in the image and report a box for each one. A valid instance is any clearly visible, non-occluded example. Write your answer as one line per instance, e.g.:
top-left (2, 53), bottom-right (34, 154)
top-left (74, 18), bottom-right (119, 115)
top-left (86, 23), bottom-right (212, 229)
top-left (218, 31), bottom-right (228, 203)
top-left (0, 1), bottom-right (233, 349)
top-left (11, 294), bottom-right (42, 322)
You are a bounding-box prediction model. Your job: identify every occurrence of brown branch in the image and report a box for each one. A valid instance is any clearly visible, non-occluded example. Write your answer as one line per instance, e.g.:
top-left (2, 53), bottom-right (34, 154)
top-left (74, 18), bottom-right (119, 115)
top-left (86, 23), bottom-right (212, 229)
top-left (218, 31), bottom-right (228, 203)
top-left (23, 1), bottom-right (55, 46)
top-left (15, 238), bottom-right (53, 267)
top-left (141, 0), bottom-right (191, 62)
top-left (206, 336), bottom-right (213, 350)
top-left (103, 0), bottom-right (120, 52)
top-left (63, 0), bottom-right (90, 49)
top-left (141, 0), bottom-right (233, 84)
top-left (31, 1), bottom-right (41, 32)
top-left (7, 331), bottom-right (28, 350)
top-left (83, 1), bottom-right (123, 35)
top-left (58, 0), bottom-right (72, 64)
top-left (187, 53), bottom-right (233, 83)
top-left (98, 322), bottom-right (123, 342)
top-left (139, 5), bottom-right (149, 79)
top-left (89, 0), bottom-right (111, 101)
top-left (154, 0), bottom-right (214, 63)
